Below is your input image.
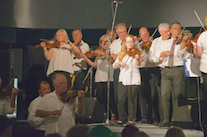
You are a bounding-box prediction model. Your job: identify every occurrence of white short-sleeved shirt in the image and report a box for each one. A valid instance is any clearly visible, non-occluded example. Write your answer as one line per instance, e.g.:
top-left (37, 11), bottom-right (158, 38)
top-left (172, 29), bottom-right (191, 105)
top-left (27, 96), bottom-right (45, 131)
top-left (95, 57), bottom-right (114, 82)
top-left (113, 55), bottom-right (141, 85)
top-left (36, 91), bottom-right (78, 137)
top-left (110, 38), bottom-right (122, 55)
top-left (0, 96), bottom-right (15, 116)
top-left (197, 31), bottom-right (207, 73)
top-left (47, 43), bottom-right (73, 76)
top-left (72, 40), bottom-right (90, 71)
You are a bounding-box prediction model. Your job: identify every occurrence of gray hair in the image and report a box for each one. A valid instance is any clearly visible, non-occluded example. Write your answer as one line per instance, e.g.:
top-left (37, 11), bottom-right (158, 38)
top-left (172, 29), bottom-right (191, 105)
top-left (158, 23), bottom-right (170, 31)
top-left (52, 73), bottom-right (67, 83)
top-left (115, 23), bottom-right (126, 32)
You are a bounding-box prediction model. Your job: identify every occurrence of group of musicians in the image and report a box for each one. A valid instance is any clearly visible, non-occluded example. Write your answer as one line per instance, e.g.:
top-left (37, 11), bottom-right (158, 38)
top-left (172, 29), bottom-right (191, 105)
top-left (1, 18), bottom-right (207, 137)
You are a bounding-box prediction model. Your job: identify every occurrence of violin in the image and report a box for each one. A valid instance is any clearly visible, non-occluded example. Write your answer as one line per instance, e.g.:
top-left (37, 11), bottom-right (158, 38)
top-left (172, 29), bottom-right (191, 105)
top-left (74, 50), bottom-right (95, 59)
top-left (94, 48), bottom-right (107, 57)
top-left (141, 41), bottom-right (152, 51)
top-left (60, 89), bottom-right (78, 103)
top-left (35, 39), bottom-right (60, 49)
top-left (0, 88), bottom-right (21, 99)
top-left (0, 88), bottom-right (12, 98)
top-left (127, 48), bottom-right (144, 61)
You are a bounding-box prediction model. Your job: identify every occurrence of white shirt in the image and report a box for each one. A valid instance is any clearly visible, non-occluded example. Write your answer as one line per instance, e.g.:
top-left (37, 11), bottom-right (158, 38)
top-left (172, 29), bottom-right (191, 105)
top-left (0, 96), bottom-right (15, 116)
top-left (137, 41), bottom-right (155, 68)
top-left (72, 40), bottom-right (90, 71)
top-left (47, 43), bottom-right (73, 76)
top-left (95, 57), bottom-right (114, 82)
top-left (149, 36), bottom-right (164, 65)
top-left (197, 31), bottom-right (207, 73)
top-left (151, 37), bottom-right (186, 68)
top-left (113, 55), bottom-right (141, 85)
top-left (110, 38), bottom-right (122, 55)
top-left (36, 91), bottom-right (78, 137)
top-left (27, 96), bottom-right (45, 131)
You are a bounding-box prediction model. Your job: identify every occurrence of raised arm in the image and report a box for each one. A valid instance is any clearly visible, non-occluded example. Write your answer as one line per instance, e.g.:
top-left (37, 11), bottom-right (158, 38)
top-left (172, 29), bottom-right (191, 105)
top-left (79, 53), bottom-right (97, 68)
top-left (40, 42), bottom-right (53, 61)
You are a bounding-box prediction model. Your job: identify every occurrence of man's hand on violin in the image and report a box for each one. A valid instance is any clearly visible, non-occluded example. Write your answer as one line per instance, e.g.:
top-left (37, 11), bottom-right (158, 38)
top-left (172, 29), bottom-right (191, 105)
top-left (191, 41), bottom-right (197, 47)
top-left (52, 110), bottom-right (62, 116)
top-left (182, 35), bottom-right (190, 43)
top-left (11, 88), bottom-right (19, 98)
top-left (77, 90), bottom-right (85, 101)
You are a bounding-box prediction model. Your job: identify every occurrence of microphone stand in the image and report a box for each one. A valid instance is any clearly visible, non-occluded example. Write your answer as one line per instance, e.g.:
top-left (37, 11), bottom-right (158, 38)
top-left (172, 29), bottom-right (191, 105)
top-left (82, 1), bottom-right (120, 125)
top-left (105, 1), bottom-right (120, 124)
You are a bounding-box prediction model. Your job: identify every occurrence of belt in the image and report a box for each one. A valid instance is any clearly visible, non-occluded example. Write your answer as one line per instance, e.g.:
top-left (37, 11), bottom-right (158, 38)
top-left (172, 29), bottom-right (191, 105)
top-left (164, 66), bottom-right (183, 68)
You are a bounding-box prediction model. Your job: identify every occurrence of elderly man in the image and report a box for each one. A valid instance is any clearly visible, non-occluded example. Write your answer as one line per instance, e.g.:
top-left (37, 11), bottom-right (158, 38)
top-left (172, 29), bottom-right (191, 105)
top-left (151, 22), bottom-right (188, 127)
top-left (36, 73), bottom-right (85, 137)
top-left (136, 27), bottom-right (160, 124)
top-left (110, 23), bottom-right (128, 104)
top-left (27, 81), bottom-right (51, 137)
top-left (72, 29), bottom-right (90, 91)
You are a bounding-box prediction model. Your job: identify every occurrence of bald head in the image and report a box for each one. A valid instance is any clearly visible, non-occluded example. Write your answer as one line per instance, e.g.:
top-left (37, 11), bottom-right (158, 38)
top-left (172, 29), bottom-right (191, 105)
top-left (139, 27), bottom-right (150, 43)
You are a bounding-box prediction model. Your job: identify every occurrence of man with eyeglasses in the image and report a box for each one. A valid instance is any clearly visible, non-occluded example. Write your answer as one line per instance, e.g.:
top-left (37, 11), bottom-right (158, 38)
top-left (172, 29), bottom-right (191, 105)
top-left (150, 22), bottom-right (189, 127)
top-left (72, 29), bottom-right (90, 91)
top-left (149, 23), bottom-right (171, 125)
top-left (110, 23), bottom-right (127, 105)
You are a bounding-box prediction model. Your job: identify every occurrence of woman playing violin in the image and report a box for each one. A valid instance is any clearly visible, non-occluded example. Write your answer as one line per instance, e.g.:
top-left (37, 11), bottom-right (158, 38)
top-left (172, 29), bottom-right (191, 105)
top-left (113, 34), bottom-right (141, 125)
top-left (40, 29), bottom-right (81, 89)
top-left (0, 77), bottom-right (19, 116)
top-left (80, 34), bottom-right (117, 122)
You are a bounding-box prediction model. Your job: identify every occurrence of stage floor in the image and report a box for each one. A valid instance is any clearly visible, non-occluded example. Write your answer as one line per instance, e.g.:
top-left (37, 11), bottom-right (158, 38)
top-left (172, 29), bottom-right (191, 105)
top-left (88, 122), bottom-right (204, 137)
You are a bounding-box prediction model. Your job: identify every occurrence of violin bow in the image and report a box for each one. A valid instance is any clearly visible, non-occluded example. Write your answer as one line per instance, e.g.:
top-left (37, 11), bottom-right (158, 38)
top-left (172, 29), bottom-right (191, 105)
top-left (194, 11), bottom-right (206, 30)
top-left (143, 28), bottom-right (158, 50)
top-left (82, 46), bottom-right (105, 84)
top-left (174, 23), bottom-right (187, 44)
top-left (127, 24), bottom-right (132, 35)
top-left (5, 77), bottom-right (14, 90)
top-left (61, 72), bottom-right (79, 111)
top-left (121, 24), bottom-right (132, 45)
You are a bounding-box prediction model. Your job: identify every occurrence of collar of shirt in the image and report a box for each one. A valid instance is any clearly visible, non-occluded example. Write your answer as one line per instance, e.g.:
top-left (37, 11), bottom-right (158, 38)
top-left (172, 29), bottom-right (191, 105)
top-left (50, 91), bottom-right (59, 100)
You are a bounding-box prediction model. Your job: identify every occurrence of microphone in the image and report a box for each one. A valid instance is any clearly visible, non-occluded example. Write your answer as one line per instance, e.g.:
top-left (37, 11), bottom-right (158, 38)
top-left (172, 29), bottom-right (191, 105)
top-left (114, 1), bottom-right (122, 4)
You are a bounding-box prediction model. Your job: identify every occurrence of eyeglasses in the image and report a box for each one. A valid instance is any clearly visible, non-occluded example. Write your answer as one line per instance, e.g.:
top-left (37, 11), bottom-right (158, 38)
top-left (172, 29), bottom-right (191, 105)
top-left (171, 28), bottom-right (181, 30)
top-left (72, 33), bottom-right (80, 36)
top-left (117, 30), bottom-right (127, 34)
top-left (99, 40), bottom-right (109, 44)
top-left (125, 41), bottom-right (134, 44)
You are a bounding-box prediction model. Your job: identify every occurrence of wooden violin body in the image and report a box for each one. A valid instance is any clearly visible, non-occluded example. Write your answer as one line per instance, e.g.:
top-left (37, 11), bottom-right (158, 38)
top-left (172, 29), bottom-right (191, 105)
top-left (0, 88), bottom-right (12, 98)
top-left (127, 48), bottom-right (144, 61)
top-left (141, 41), bottom-right (152, 51)
top-left (35, 39), bottom-right (60, 49)
top-left (60, 90), bottom-right (78, 103)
